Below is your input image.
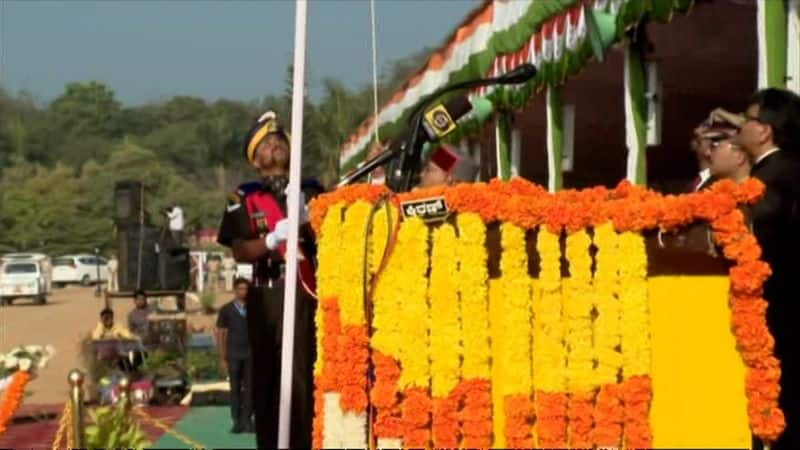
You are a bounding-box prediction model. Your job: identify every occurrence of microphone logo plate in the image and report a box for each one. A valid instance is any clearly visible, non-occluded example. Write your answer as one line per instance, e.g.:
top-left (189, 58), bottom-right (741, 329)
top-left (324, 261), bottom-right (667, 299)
top-left (400, 196), bottom-right (449, 223)
top-left (424, 104), bottom-right (457, 138)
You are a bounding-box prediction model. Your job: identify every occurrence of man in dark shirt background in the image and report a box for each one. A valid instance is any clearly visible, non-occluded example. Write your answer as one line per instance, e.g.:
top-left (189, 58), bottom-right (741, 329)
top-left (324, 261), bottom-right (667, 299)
top-left (216, 277), bottom-right (254, 434)
top-left (127, 289), bottom-right (151, 343)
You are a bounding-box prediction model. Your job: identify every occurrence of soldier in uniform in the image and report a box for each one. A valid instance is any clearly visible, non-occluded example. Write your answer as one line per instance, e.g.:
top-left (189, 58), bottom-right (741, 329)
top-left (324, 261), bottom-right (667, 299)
top-left (217, 111), bottom-right (316, 448)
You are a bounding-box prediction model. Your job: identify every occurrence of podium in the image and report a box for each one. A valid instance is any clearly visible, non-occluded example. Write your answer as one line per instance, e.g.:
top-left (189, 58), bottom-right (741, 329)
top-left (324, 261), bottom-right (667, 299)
top-left (308, 179), bottom-right (780, 449)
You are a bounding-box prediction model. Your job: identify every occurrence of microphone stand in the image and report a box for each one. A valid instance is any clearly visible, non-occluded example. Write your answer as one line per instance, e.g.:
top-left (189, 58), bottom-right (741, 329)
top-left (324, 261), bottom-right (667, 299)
top-left (339, 64), bottom-right (538, 192)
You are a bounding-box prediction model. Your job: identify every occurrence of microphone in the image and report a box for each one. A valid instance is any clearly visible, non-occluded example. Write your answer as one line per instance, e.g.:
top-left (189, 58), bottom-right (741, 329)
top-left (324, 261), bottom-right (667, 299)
top-left (337, 95), bottom-right (490, 188)
top-left (495, 63), bottom-right (538, 85)
top-left (338, 64), bottom-right (537, 191)
top-left (420, 95), bottom-right (472, 141)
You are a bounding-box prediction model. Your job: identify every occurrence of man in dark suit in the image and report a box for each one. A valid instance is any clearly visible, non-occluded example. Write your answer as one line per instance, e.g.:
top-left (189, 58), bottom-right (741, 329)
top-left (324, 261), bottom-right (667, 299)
top-left (688, 128), bottom-right (715, 191)
top-left (737, 88), bottom-right (800, 450)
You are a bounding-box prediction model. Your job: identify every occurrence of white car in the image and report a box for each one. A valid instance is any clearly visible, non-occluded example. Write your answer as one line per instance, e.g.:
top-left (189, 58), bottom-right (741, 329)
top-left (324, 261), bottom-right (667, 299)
top-left (52, 254), bottom-right (108, 287)
top-left (0, 261), bottom-right (48, 305)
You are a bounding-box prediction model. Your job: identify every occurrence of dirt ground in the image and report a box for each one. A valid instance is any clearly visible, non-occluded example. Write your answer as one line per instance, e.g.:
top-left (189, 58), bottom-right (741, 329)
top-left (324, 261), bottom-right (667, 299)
top-left (0, 285), bottom-right (231, 405)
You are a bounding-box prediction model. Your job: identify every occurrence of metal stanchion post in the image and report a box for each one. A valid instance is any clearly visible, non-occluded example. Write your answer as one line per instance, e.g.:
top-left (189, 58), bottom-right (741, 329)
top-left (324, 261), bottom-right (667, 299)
top-left (67, 369), bottom-right (85, 449)
top-left (118, 376), bottom-right (131, 412)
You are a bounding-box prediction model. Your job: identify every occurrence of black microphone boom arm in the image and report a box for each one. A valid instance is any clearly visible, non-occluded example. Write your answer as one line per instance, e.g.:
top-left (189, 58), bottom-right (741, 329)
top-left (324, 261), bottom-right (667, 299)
top-left (339, 63), bottom-right (538, 192)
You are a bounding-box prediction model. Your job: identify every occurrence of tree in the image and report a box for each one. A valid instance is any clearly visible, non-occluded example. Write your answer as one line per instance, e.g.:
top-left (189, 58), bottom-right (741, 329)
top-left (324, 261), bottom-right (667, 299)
top-left (50, 81), bottom-right (123, 139)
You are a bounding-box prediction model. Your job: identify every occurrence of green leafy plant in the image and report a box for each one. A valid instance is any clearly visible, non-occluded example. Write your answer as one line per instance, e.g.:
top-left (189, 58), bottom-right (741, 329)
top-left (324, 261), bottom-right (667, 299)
top-left (200, 290), bottom-right (216, 314)
top-left (186, 348), bottom-right (220, 381)
top-left (141, 349), bottom-right (183, 377)
top-left (85, 403), bottom-right (151, 449)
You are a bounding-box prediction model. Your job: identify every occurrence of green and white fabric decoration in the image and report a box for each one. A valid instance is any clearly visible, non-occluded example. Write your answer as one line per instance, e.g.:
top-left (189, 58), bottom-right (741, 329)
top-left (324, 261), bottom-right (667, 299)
top-left (338, 0), bottom-right (700, 173)
top-left (546, 85), bottom-right (564, 192)
top-left (495, 111), bottom-right (512, 181)
top-left (624, 39), bottom-right (648, 185)
top-left (757, 0), bottom-right (788, 89)
top-left (788, 0), bottom-right (800, 93)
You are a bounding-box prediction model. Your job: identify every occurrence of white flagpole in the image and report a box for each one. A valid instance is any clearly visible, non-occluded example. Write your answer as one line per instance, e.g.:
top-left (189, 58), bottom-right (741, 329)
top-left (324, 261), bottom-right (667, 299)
top-left (278, 0), bottom-right (307, 447)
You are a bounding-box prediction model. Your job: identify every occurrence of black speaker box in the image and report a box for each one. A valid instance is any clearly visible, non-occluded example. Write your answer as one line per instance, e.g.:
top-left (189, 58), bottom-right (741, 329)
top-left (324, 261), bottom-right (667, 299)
top-left (117, 224), bottom-right (160, 292)
top-left (158, 246), bottom-right (190, 291)
top-left (114, 180), bottom-right (143, 227)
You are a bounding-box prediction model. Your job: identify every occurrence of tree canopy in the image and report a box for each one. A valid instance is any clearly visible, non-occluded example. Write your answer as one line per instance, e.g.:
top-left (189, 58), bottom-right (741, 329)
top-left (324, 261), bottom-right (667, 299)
top-left (0, 51), bottom-right (429, 254)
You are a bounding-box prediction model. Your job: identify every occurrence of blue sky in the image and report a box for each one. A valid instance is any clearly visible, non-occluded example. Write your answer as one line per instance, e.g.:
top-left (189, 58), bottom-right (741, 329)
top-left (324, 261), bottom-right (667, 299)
top-left (0, 0), bottom-right (476, 106)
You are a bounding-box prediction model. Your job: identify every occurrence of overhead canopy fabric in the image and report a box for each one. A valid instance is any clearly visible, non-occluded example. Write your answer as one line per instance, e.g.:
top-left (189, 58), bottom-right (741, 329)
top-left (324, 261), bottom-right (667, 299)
top-left (338, 0), bottom-right (695, 173)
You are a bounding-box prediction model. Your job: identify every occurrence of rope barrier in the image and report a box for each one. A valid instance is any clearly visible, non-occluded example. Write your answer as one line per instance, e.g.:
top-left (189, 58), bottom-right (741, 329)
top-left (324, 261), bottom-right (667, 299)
top-left (131, 405), bottom-right (205, 449)
top-left (50, 401), bottom-right (72, 450)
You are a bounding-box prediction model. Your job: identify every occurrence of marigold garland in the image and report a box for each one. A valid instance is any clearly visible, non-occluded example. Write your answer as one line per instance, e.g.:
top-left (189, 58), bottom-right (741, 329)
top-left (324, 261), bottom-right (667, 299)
top-left (498, 223), bottom-right (534, 448)
top-left (618, 231), bottom-right (653, 449)
top-left (564, 229), bottom-right (596, 448)
top-left (592, 222), bottom-right (624, 448)
top-left (309, 176), bottom-right (783, 444)
top-left (338, 201), bottom-right (371, 327)
top-left (367, 202), bottom-right (395, 276)
top-left (533, 227), bottom-right (568, 448)
top-left (319, 297), bottom-right (343, 448)
top-left (394, 217), bottom-right (432, 447)
top-left (0, 371), bottom-right (31, 437)
top-left (332, 202), bottom-right (371, 450)
top-left (456, 213), bottom-right (492, 448)
top-left (313, 202), bottom-right (346, 448)
top-left (428, 223), bottom-right (462, 448)
top-left (488, 279), bottom-right (506, 448)
top-left (369, 205), bottom-right (406, 445)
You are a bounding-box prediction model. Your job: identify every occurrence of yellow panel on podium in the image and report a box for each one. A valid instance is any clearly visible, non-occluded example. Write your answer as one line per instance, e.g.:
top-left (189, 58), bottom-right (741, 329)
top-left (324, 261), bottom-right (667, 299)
top-left (649, 276), bottom-right (751, 449)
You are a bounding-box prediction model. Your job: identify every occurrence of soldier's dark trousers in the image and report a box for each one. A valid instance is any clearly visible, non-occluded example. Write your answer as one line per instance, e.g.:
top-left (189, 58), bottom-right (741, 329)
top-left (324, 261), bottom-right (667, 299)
top-left (246, 280), bottom-right (316, 449)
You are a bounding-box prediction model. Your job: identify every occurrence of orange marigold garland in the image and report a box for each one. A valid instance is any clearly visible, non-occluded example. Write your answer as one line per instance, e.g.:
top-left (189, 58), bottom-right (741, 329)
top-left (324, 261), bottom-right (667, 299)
top-left (308, 176), bottom-right (784, 444)
top-left (0, 371), bottom-right (31, 437)
top-left (318, 297), bottom-right (343, 447)
top-left (459, 378), bottom-right (493, 448)
top-left (402, 387), bottom-right (432, 448)
top-left (371, 352), bottom-right (402, 439)
top-left (338, 326), bottom-right (370, 411)
top-left (708, 178), bottom-right (785, 443)
top-left (621, 375), bottom-right (654, 449)
top-left (432, 391), bottom-right (461, 448)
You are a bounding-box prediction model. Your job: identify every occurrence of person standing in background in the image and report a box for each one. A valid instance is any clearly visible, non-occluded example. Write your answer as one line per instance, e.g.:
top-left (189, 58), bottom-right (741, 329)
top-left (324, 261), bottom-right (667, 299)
top-left (216, 278), bottom-right (254, 434)
top-left (735, 88), bottom-right (800, 450)
top-left (206, 256), bottom-right (220, 292)
top-left (166, 205), bottom-right (184, 245)
top-left (107, 253), bottom-right (119, 293)
top-left (221, 254), bottom-right (236, 292)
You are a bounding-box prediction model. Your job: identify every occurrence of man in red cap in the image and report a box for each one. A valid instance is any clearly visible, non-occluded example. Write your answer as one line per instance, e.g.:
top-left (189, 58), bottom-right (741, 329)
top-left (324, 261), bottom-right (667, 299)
top-left (418, 144), bottom-right (479, 188)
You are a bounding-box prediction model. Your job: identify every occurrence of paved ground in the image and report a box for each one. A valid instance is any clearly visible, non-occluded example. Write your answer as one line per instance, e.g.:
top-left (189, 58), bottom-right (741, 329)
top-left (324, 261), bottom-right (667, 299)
top-left (0, 285), bottom-right (228, 405)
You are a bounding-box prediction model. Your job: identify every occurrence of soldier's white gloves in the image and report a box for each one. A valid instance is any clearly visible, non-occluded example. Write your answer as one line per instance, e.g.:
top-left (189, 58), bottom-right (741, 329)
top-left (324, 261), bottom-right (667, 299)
top-left (265, 189), bottom-right (310, 250)
top-left (265, 219), bottom-right (290, 250)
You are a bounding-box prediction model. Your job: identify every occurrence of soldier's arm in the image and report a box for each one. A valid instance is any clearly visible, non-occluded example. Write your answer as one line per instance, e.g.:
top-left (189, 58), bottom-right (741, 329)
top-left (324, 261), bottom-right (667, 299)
top-left (231, 238), bottom-right (271, 263)
top-left (218, 190), bottom-right (272, 263)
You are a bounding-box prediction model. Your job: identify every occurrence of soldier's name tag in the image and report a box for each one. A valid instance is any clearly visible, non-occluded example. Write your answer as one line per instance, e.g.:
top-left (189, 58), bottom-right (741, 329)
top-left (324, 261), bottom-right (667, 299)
top-left (400, 196), bottom-right (449, 223)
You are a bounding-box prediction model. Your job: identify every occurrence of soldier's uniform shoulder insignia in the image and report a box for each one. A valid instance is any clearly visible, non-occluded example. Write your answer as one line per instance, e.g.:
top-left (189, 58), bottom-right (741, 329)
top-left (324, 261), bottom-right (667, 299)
top-left (227, 181), bottom-right (261, 212)
top-left (237, 181), bottom-right (261, 197)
